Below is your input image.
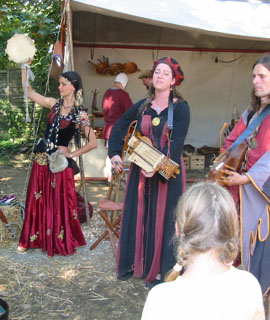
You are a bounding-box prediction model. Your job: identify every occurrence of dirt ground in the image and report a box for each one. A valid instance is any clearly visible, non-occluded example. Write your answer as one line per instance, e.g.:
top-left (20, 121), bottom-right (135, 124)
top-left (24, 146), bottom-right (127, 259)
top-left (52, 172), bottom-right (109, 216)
top-left (0, 156), bottom-right (207, 320)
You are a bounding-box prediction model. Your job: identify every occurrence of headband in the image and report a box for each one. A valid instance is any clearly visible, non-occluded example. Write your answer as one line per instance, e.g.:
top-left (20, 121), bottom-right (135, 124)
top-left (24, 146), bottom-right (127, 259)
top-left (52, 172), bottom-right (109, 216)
top-left (61, 71), bottom-right (83, 93)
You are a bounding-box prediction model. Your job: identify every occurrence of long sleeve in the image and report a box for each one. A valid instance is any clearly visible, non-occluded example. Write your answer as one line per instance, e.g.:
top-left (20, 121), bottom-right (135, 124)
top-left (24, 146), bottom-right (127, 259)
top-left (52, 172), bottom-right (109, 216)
top-left (108, 98), bottom-right (146, 158)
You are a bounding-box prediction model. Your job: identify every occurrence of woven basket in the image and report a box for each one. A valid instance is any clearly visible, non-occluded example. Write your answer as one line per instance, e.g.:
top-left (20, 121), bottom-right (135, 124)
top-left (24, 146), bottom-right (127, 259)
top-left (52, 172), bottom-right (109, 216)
top-left (0, 204), bottom-right (23, 243)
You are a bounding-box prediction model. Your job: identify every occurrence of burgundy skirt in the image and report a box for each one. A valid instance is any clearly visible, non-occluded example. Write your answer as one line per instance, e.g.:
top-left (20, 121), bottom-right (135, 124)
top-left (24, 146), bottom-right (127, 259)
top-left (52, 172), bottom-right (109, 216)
top-left (19, 153), bottom-right (86, 256)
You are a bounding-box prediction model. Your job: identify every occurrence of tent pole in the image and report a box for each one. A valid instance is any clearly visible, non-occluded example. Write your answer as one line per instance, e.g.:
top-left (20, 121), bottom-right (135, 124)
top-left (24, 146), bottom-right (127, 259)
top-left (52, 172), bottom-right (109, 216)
top-left (77, 135), bottom-right (91, 224)
top-left (67, 0), bottom-right (90, 223)
top-left (66, 0), bottom-right (74, 71)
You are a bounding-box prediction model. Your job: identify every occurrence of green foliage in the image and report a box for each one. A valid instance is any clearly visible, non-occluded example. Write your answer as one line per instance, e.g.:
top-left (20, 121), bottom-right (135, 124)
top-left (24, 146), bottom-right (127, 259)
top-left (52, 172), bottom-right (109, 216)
top-left (0, 139), bottom-right (20, 161)
top-left (0, 98), bottom-right (34, 163)
top-left (0, 0), bottom-right (62, 91)
top-left (0, 135), bottom-right (32, 164)
top-left (0, 0), bottom-right (62, 159)
top-left (0, 99), bottom-right (33, 139)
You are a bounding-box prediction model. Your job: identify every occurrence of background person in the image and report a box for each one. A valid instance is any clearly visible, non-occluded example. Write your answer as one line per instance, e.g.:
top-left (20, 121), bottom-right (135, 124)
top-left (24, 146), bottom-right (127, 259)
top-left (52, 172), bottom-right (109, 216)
top-left (138, 69), bottom-right (153, 90)
top-left (221, 54), bottom-right (270, 300)
top-left (102, 72), bottom-right (133, 181)
top-left (141, 182), bottom-right (265, 320)
top-left (17, 63), bottom-right (97, 256)
top-left (109, 57), bottom-right (190, 287)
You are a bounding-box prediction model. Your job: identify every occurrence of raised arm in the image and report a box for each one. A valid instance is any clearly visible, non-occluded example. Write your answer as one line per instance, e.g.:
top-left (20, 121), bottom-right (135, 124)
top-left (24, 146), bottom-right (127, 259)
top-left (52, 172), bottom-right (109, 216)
top-left (21, 64), bottom-right (56, 109)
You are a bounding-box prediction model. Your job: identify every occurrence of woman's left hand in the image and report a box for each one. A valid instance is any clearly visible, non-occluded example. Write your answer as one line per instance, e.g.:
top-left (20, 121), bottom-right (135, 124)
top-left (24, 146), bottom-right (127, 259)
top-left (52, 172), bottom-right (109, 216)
top-left (219, 170), bottom-right (250, 186)
top-left (141, 169), bottom-right (155, 178)
top-left (111, 155), bottom-right (123, 174)
top-left (57, 146), bottom-right (71, 158)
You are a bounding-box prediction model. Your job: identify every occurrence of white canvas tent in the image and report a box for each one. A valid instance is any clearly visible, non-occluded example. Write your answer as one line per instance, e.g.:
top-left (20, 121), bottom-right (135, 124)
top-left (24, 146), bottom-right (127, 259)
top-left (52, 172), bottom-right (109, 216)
top-left (71, 0), bottom-right (270, 39)
top-left (63, 0), bottom-right (270, 176)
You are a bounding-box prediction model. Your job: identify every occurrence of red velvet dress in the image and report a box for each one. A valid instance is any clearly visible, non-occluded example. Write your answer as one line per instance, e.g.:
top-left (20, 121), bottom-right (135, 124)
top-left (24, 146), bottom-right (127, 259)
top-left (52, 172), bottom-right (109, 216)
top-left (18, 104), bottom-right (86, 256)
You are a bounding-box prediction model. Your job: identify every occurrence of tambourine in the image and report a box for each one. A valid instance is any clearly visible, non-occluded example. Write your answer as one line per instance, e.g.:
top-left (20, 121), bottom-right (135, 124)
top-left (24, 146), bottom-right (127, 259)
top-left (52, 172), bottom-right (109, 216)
top-left (5, 34), bottom-right (36, 64)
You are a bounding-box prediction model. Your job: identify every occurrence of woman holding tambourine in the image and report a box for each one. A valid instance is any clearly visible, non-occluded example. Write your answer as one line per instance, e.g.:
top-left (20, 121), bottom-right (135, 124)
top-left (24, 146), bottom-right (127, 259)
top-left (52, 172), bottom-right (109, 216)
top-left (6, 34), bottom-right (97, 256)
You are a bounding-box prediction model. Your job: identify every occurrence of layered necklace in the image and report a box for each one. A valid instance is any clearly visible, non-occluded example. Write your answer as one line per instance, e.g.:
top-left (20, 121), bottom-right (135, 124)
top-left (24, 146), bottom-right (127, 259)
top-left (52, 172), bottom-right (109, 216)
top-left (46, 99), bottom-right (80, 154)
top-left (62, 104), bottom-right (73, 109)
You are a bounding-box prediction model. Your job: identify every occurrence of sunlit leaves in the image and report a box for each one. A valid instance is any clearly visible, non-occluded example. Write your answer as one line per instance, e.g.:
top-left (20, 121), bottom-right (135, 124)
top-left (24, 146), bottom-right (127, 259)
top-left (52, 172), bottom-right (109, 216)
top-left (0, 0), bottom-right (62, 90)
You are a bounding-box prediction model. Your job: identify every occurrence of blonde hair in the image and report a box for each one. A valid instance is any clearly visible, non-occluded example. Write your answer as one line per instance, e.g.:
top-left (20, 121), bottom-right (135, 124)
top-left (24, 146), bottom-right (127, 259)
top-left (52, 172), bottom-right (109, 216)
top-left (165, 182), bottom-right (239, 281)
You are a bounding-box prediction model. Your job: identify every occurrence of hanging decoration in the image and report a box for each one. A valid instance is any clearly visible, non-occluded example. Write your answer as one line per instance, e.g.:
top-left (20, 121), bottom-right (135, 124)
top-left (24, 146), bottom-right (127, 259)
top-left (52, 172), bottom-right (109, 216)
top-left (88, 56), bottom-right (140, 76)
top-left (49, 41), bottom-right (64, 80)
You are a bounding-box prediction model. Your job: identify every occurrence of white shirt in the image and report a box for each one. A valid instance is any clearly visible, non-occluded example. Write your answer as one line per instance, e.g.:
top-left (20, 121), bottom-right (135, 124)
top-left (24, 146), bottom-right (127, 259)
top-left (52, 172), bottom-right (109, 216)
top-left (141, 266), bottom-right (265, 320)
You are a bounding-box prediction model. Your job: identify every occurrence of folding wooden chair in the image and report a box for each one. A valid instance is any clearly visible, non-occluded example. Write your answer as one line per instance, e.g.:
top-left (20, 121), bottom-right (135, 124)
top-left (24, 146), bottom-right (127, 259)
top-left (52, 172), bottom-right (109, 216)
top-left (89, 198), bottom-right (123, 260)
top-left (219, 119), bottom-right (239, 153)
top-left (89, 169), bottom-right (128, 261)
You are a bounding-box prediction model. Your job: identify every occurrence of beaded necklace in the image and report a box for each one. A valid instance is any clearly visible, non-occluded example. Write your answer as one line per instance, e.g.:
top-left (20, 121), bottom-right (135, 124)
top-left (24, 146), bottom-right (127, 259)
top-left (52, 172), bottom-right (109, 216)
top-left (46, 99), bottom-right (80, 154)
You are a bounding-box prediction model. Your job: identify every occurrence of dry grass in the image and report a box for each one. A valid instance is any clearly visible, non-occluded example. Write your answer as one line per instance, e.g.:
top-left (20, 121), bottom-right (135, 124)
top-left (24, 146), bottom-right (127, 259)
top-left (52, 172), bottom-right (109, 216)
top-left (0, 219), bottom-right (148, 320)
top-left (0, 164), bottom-right (207, 319)
top-left (0, 170), bottom-right (147, 320)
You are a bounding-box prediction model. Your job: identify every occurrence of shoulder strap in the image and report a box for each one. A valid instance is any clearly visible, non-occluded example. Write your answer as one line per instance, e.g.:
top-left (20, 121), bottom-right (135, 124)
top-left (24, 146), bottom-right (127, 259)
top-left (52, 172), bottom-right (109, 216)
top-left (167, 98), bottom-right (174, 131)
top-left (135, 99), bottom-right (147, 119)
top-left (230, 104), bottom-right (270, 150)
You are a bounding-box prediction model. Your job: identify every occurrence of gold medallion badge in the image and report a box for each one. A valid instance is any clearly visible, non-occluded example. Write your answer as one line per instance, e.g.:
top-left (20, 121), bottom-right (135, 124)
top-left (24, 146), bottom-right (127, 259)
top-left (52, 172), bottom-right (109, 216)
top-left (152, 117), bottom-right (160, 126)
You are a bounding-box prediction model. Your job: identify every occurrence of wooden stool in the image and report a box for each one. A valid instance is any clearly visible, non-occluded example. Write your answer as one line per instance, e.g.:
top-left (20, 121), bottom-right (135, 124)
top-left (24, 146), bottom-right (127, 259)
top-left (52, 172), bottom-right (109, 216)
top-left (89, 199), bottom-right (122, 261)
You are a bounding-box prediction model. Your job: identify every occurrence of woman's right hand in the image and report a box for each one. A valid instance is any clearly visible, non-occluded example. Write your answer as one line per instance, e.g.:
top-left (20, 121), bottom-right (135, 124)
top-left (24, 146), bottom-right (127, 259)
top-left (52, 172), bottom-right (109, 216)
top-left (111, 155), bottom-right (123, 174)
top-left (21, 58), bottom-right (32, 69)
top-left (21, 59), bottom-right (56, 109)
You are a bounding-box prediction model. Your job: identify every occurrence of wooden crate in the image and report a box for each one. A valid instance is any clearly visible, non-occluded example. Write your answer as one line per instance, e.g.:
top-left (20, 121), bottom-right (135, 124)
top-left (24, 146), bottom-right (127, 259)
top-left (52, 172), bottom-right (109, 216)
top-left (183, 156), bottom-right (190, 170)
top-left (190, 155), bottom-right (205, 170)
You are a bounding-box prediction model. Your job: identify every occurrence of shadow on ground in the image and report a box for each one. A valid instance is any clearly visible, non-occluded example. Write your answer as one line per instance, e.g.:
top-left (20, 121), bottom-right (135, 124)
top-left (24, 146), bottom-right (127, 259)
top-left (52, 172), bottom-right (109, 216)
top-left (0, 164), bottom-right (207, 319)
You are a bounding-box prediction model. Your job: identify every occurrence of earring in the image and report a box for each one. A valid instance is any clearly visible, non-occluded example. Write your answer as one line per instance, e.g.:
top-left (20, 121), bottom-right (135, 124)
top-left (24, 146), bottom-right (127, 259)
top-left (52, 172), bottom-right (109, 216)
top-left (75, 89), bottom-right (83, 107)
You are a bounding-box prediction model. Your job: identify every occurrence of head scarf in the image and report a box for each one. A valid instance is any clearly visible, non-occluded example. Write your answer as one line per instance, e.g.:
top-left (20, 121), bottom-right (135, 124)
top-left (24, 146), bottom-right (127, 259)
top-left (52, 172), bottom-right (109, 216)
top-left (115, 72), bottom-right (129, 89)
top-left (61, 71), bottom-right (83, 93)
top-left (152, 57), bottom-right (184, 86)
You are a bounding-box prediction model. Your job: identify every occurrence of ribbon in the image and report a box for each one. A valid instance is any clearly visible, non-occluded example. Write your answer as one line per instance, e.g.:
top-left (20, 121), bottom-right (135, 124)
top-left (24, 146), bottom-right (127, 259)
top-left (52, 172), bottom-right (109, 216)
top-left (21, 63), bottom-right (35, 122)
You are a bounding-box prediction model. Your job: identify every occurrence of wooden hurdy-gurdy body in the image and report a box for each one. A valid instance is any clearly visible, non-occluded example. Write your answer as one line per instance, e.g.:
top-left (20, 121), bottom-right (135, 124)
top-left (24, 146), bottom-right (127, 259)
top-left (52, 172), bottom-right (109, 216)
top-left (123, 121), bottom-right (180, 180)
top-left (127, 135), bottom-right (180, 180)
top-left (207, 142), bottom-right (247, 186)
